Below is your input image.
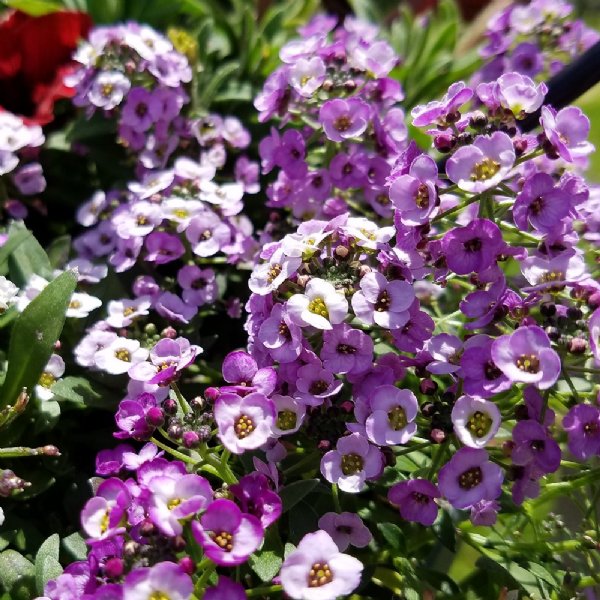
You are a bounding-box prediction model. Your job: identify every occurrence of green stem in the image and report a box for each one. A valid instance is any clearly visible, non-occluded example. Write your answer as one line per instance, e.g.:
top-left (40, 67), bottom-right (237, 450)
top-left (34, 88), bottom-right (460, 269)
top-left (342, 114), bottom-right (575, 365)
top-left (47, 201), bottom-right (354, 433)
top-left (427, 443), bottom-right (448, 480)
top-left (246, 585), bottom-right (283, 597)
top-left (150, 437), bottom-right (197, 465)
top-left (194, 560), bottom-right (216, 596)
top-left (562, 368), bottom-right (580, 402)
top-left (393, 441), bottom-right (434, 457)
top-left (0, 446), bottom-right (48, 458)
top-left (171, 382), bottom-right (191, 415)
top-left (332, 484), bottom-right (342, 512)
top-left (431, 194), bottom-right (481, 224)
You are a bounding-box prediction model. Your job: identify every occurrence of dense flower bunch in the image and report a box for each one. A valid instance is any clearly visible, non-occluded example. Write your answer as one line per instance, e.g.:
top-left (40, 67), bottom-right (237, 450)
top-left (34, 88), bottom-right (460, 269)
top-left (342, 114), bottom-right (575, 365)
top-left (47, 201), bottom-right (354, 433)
top-left (26, 4), bottom-right (600, 600)
top-left (474, 0), bottom-right (599, 84)
top-left (0, 111), bottom-right (46, 219)
top-left (68, 23), bottom-right (192, 168)
top-left (255, 15), bottom-right (407, 223)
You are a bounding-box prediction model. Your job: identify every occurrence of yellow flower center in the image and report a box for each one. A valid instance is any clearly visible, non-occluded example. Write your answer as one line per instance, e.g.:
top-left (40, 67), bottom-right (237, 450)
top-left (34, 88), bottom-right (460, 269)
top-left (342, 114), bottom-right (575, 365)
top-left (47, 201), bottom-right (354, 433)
top-left (39, 372), bottom-right (56, 389)
top-left (466, 410), bottom-right (493, 438)
top-left (235, 414), bottom-right (255, 439)
top-left (308, 297), bottom-right (329, 319)
top-left (210, 530), bottom-right (234, 551)
top-left (341, 453), bottom-right (364, 476)
top-left (115, 349), bottom-right (131, 362)
top-left (388, 406), bottom-right (407, 431)
top-left (308, 562), bottom-right (333, 587)
top-left (334, 115), bottom-right (351, 132)
top-left (470, 157), bottom-right (501, 181)
top-left (276, 410), bottom-right (297, 431)
top-left (167, 498), bottom-right (182, 510)
top-left (516, 353), bottom-right (540, 374)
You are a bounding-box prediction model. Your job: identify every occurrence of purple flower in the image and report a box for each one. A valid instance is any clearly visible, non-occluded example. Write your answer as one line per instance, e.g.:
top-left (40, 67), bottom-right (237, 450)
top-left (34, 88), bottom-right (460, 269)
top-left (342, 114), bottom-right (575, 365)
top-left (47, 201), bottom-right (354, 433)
top-left (441, 219), bottom-right (505, 276)
top-left (364, 385), bottom-right (418, 446)
top-left (221, 350), bottom-right (276, 396)
top-left (114, 393), bottom-right (160, 441)
top-left (123, 562), bottom-right (193, 600)
top-left (491, 326), bottom-right (561, 389)
top-left (129, 337), bottom-right (201, 386)
top-left (460, 277), bottom-right (514, 330)
top-left (230, 472), bottom-right (282, 528)
top-left (352, 272), bottom-right (414, 329)
top-left (177, 265), bottom-right (218, 307)
top-left (144, 232), bottom-right (185, 264)
top-left (540, 105), bottom-right (593, 162)
top-left (272, 394), bottom-right (306, 436)
top-left (513, 172), bottom-right (571, 234)
top-left (280, 530), bottom-right (363, 600)
top-left (425, 334), bottom-right (464, 375)
top-left (510, 42), bottom-right (543, 78)
top-left (89, 71), bottom-right (130, 110)
top-left (329, 152), bottom-right (368, 190)
top-left (470, 499), bottom-right (499, 526)
top-left (488, 72), bottom-right (546, 115)
top-left (185, 212), bottom-right (231, 257)
top-left (204, 576), bottom-right (246, 600)
top-left (446, 132), bottom-right (515, 193)
top-left (121, 87), bottom-right (160, 131)
top-left (290, 56), bottom-right (326, 97)
top-left (257, 304), bottom-right (303, 363)
top-left (520, 247), bottom-right (586, 292)
top-left (451, 395), bottom-right (501, 448)
top-left (13, 163), bottom-right (46, 195)
top-left (389, 154), bottom-right (438, 226)
top-left (276, 129), bottom-right (308, 179)
top-left (81, 478), bottom-right (130, 540)
top-left (317, 512), bottom-right (372, 551)
top-left (320, 324), bottom-right (374, 375)
top-left (287, 278), bottom-right (348, 330)
top-left (96, 444), bottom-right (135, 476)
top-left (320, 433), bottom-right (383, 493)
top-left (191, 498), bottom-right (263, 566)
top-left (388, 479), bottom-right (440, 526)
top-left (319, 98), bottom-right (370, 143)
top-left (214, 392), bottom-right (275, 454)
top-left (146, 473), bottom-right (212, 536)
top-left (438, 447), bottom-right (503, 509)
top-left (295, 362), bottom-right (343, 407)
top-left (411, 81), bottom-right (473, 127)
top-left (562, 404), bottom-right (600, 461)
top-left (512, 420), bottom-right (561, 473)
top-left (155, 292), bottom-right (197, 324)
top-left (590, 308), bottom-right (600, 365)
top-left (391, 300), bottom-right (435, 352)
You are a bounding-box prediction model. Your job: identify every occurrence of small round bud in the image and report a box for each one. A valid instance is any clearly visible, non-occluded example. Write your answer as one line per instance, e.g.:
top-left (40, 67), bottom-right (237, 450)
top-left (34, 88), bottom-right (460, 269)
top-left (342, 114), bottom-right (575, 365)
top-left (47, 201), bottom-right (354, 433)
top-left (40, 445), bottom-right (61, 457)
top-left (182, 430), bottom-right (200, 449)
top-left (540, 302), bottom-right (556, 318)
top-left (204, 387), bottom-right (220, 403)
top-left (568, 337), bottom-right (587, 354)
top-left (179, 556), bottom-right (195, 575)
top-left (566, 306), bottom-right (583, 321)
top-left (162, 398), bottom-right (178, 415)
top-left (104, 557), bottom-right (124, 579)
top-left (433, 133), bottom-right (455, 153)
top-left (419, 379), bottom-right (438, 396)
top-left (334, 245), bottom-right (349, 260)
top-left (430, 428), bottom-right (446, 444)
top-left (145, 407), bottom-right (164, 428)
top-left (445, 110), bottom-right (460, 124)
top-left (172, 535), bottom-right (187, 552)
top-left (161, 326), bottom-right (177, 339)
top-left (140, 520), bottom-right (156, 537)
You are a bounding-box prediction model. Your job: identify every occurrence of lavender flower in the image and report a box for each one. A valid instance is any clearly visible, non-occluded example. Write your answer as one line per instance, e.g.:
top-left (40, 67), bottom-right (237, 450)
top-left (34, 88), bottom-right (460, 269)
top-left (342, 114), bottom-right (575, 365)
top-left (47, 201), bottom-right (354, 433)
top-left (123, 562), bottom-right (193, 600)
top-left (317, 512), bottom-right (372, 551)
top-left (388, 479), bottom-right (440, 526)
top-left (451, 395), bottom-right (501, 448)
top-left (319, 98), bottom-right (370, 142)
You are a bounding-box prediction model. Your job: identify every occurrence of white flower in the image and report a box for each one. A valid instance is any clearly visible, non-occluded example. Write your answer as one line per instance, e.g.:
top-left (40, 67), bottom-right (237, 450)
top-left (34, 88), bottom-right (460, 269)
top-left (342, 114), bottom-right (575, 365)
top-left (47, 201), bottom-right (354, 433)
top-left (199, 181), bottom-right (244, 216)
top-left (65, 259), bottom-right (108, 284)
top-left (451, 395), bottom-right (501, 449)
top-left (0, 506), bottom-right (4, 526)
top-left (0, 275), bottom-right (19, 313)
top-left (272, 394), bottom-right (306, 437)
top-left (248, 248), bottom-right (301, 296)
top-left (15, 274), bottom-right (49, 312)
top-left (106, 297), bottom-right (151, 328)
top-left (76, 191), bottom-right (108, 227)
top-left (128, 170), bottom-right (174, 199)
top-left (346, 217), bottom-right (394, 249)
top-left (67, 292), bottom-right (103, 319)
top-left (94, 337), bottom-right (149, 375)
top-left (287, 278), bottom-right (348, 330)
top-left (161, 198), bottom-right (204, 232)
top-left (74, 329), bottom-right (118, 367)
top-left (36, 354), bottom-right (65, 401)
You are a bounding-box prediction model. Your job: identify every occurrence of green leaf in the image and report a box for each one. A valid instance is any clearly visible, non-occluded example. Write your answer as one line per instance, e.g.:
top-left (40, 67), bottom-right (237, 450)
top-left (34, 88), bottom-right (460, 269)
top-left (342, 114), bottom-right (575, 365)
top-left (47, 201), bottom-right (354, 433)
top-left (279, 479), bottom-right (319, 512)
top-left (2, 0), bottom-right (61, 15)
top-left (249, 550), bottom-right (283, 583)
top-left (0, 270), bottom-right (77, 409)
top-left (6, 222), bottom-right (53, 286)
top-left (376, 522), bottom-right (405, 552)
top-left (198, 61), bottom-right (240, 106)
top-left (0, 227), bottom-right (31, 274)
top-left (35, 535), bottom-right (62, 595)
top-left (52, 376), bottom-right (120, 410)
top-left (46, 236), bottom-right (71, 270)
top-left (62, 532), bottom-right (88, 562)
top-left (0, 550), bottom-right (36, 600)
top-left (433, 510), bottom-right (456, 552)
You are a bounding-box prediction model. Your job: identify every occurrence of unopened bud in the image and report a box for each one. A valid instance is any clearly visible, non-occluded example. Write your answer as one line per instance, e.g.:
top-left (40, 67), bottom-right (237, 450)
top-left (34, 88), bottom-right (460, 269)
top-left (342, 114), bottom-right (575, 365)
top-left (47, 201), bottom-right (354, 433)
top-left (179, 556), bottom-right (195, 575)
top-left (145, 407), bottom-right (164, 428)
top-left (161, 327), bottom-right (177, 339)
top-left (104, 557), bottom-right (124, 579)
top-left (40, 445), bottom-right (61, 457)
top-left (430, 428), bottom-right (446, 444)
top-left (182, 431), bottom-right (200, 449)
top-left (204, 387), bottom-right (220, 402)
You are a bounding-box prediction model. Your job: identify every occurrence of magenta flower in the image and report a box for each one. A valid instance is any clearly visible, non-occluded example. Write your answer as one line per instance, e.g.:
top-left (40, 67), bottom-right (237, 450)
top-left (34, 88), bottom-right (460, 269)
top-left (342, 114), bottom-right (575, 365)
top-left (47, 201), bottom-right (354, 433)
top-left (204, 576), bottom-right (246, 600)
top-left (81, 478), bottom-right (131, 540)
top-left (391, 301), bottom-right (435, 352)
top-left (388, 479), bottom-right (440, 526)
top-left (352, 271), bottom-right (414, 329)
top-left (320, 324), bottom-right (374, 375)
top-left (441, 219), bottom-right (505, 276)
top-left (446, 132), bottom-right (515, 193)
top-left (317, 512), bottom-right (372, 551)
top-left (220, 350), bottom-right (277, 396)
top-left (280, 530), bottom-right (363, 600)
top-left (95, 444), bottom-right (135, 476)
top-left (257, 304), bottom-right (303, 363)
top-left (364, 385), bottom-right (418, 446)
top-left (411, 81), bottom-right (473, 127)
top-left (214, 392), bottom-right (275, 454)
top-left (540, 105), bottom-right (593, 162)
top-left (590, 308), bottom-right (600, 365)
top-left (114, 392), bottom-right (160, 441)
top-left (389, 154), bottom-right (438, 226)
top-left (123, 562), bottom-right (193, 600)
top-left (438, 448), bottom-right (503, 509)
top-left (320, 433), bottom-right (383, 493)
top-left (191, 498), bottom-right (263, 566)
top-left (513, 172), bottom-right (571, 234)
top-left (562, 404), bottom-right (600, 461)
top-left (489, 72), bottom-right (546, 115)
top-left (230, 472), bottom-right (282, 528)
top-left (491, 326), bottom-right (561, 389)
top-left (511, 420), bottom-right (561, 474)
top-left (128, 337), bottom-right (201, 386)
top-left (319, 98), bottom-right (370, 142)
top-left (146, 473), bottom-right (212, 536)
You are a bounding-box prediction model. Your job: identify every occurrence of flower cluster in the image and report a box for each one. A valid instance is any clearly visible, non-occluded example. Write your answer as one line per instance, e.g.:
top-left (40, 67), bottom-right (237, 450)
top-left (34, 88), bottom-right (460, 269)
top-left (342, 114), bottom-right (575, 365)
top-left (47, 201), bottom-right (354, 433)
top-left (475, 0), bottom-right (599, 84)
top-left (0, 111), bottom-right (46, 219)
top-left (255, 15), bottom-right (407, 223)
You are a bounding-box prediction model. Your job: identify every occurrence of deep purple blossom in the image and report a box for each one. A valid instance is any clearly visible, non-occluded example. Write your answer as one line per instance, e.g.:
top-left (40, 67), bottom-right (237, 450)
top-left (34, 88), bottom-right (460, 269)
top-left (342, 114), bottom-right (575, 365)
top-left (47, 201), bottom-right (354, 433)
top-left (230, 472), bottom-right (282, 528)
top-left (295, 362), bottom-right (343, 407)
top-left (512, 420), bottom-right (561, 473)
top-left (220, 350), bottom-right (277, 396)
top-left (562, 404), bottom-right (600, 461)
top-left (540, 105), bottom-right (593, 162)
top-left (388, 479), bottom-right (440, 526)
top-left (317, 512), bottom-right (372, 551)
top-left (438, 447), bottom-right (503, 509)
top-left (204, 576), bottom-right (246, 600)
top-left (320, 324), bottom-right (374, 375)
top-left (411, 81), bottom-right (473, 127)
top-left (257, 304), bottom-right (303, 363)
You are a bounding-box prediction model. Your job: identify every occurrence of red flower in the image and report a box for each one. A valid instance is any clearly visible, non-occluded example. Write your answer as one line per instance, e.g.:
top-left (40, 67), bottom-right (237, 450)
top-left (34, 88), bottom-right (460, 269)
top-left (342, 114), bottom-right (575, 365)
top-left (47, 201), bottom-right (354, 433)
top-left (0, 9), bottom-right (91, 125)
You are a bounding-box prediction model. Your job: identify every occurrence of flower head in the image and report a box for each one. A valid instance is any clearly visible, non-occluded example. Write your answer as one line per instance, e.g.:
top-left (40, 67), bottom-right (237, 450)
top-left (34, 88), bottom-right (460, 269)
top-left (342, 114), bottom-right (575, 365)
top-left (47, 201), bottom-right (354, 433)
top-left (388, 479), bottom-right (440, 526)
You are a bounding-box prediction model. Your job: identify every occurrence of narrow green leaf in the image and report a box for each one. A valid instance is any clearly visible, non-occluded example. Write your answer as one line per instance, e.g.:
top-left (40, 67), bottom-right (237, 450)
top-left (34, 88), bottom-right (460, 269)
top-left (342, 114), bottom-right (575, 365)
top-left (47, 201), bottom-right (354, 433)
top-left (0, 270), bottom-right (77, 409)
top-left (6, 222), bottom-right (53, 286)
top-left (46, 236), bottom-right (71, 270)
top-left (376, 522), bottom-right (405, 552)
top-left (0, 227), bottom-right (31, 273)
top-left (279, 479), bottom-right (319, 512)
top-left (2, 0), bottom-right (61, 16)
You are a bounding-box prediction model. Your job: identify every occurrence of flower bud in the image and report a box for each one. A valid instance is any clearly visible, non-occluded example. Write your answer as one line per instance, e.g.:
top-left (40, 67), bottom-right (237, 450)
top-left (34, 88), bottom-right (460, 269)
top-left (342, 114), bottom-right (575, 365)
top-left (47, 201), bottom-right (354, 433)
top-left (430, 428), bottom-right (446, 444)
top-left (204, 387), bottom-right (220, 402)
top-left (182, 430), bottom-right (200, 449)
top-left (179, 556), bottom-right (195, 575)
top-left (104, 557), bottom-right (124, 579)
top-left (162, 398), bottom-right (178, 415)
top-left (145, 407), bottom-right (164, 428)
